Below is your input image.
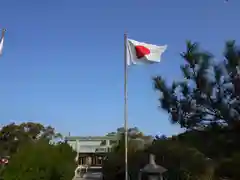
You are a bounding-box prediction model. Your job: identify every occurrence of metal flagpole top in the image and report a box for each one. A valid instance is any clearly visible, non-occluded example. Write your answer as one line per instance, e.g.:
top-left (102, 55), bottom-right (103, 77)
top-left (1, 28), bottom-right (6, 37)
top-left (1, 28), bottom-right (6, 33)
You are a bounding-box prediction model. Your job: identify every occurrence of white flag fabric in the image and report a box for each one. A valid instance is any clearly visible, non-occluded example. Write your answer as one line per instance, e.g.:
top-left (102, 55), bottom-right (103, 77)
top-left (0, 36), bottom-right (4, 56)
top-left (126, 38), bottom-right (167, 65)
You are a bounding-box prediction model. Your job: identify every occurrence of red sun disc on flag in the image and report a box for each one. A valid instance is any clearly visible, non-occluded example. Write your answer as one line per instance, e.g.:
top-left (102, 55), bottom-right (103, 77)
top-left (135, 45), bottom-right (150, 59)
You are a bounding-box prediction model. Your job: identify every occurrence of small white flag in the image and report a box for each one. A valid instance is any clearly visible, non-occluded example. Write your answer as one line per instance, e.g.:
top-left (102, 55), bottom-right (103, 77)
top-left (126, 38), bottom-right (167, 65)
top-left (0, 35), bottom-right (4, 56)
top-left (0, 29), bottom-right (6, 56)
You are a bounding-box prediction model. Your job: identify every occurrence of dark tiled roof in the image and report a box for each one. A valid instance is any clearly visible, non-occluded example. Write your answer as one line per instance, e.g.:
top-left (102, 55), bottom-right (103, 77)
top-left (64, 135), bottom-right (118, 141)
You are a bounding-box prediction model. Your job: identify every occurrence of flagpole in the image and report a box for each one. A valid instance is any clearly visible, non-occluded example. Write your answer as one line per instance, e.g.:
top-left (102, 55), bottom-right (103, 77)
top-left (124, 33), bottom-right (128, 180)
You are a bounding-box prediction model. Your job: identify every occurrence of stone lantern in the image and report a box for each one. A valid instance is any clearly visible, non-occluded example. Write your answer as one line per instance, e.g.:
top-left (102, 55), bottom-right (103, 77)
top-left (139, 154), bottom-right (167, 180)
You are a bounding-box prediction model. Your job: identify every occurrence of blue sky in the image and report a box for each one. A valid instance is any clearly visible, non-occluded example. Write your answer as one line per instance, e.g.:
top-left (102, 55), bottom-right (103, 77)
top-left (0, 0), bottom-right (239, 137)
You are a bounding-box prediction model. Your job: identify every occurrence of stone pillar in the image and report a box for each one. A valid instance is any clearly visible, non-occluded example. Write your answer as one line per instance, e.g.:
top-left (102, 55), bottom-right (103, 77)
top-left (106, 139), bottom-right (110, 146)
top-left (75, 140), bottom-right (78, 152)
top-left (76, 140), bottom-right (80, 153)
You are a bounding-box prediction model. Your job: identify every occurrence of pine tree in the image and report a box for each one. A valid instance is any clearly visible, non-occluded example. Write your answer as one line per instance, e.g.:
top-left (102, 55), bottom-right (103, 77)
top-left (154, 41), bottom-right (240, 130)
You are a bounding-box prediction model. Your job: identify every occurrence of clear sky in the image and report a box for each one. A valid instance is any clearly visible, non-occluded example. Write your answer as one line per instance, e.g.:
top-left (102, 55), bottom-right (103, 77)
top-left (0, 0), bottom-right (239, 137)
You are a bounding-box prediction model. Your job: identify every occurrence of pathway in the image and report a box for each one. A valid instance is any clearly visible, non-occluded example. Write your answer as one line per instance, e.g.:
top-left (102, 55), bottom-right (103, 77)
top-left (73, 171), bottom-right (102, 180)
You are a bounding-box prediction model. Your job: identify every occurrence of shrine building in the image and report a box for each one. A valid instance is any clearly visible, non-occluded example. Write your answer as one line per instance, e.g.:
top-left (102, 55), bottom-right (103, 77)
top-left (65, 135), bottom-right (118, 166)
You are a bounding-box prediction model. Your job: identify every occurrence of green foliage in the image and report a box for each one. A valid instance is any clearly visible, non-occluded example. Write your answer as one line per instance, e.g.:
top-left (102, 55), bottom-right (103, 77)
top-left (0, 122), bottom-right (62, 156)
top-left (152, 40), bottom-right (240, 179)
top-left (154, 40), bottom-right (240, 129)
top-left (177, 126), bottom-right (240, 160)
top-left (150, 139), bottom-right (211, 180)
top-left (103, 127), bottom-right (151, 180)
top-left (103, 137), bottom-right (211, 180)
top-left (109, 127), bottom-right (153, 154)
top-left (102, 148), bottom-right (149, 180)
top-left (215, 153), bottom-right (240, 180)
top-left (103, 127), bottom-right (212, 180)
top-left (2, 140), bottom-right (75, 180)
top-left (0, 122), bottom-right (67, 180)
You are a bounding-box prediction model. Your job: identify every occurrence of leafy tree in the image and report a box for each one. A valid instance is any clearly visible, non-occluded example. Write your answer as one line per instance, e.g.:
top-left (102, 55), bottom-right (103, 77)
top-left (103, 127), bottom-right (212, 180)
top-left (0, 122), bottom-right (62, 156)
top-left (102, 145), bottom-right (149, 180)
top-left (150, 139), bottom-right (212, 180)
top-left (154, 41), bottom-right (240, 129)
top-left (106, 127), bottom-right (144, 137)
top-left (2, 140), bottom-right (75, 180)
top-left (0, 122), bottom-right (63, 178)
top-left (103, 137), bottom-right (211, 180)
top-left (108, 127), bottom-right (153, 153)
top-left (176, 126), bottom-right (238, 159)
top-left (102, 127), bottom-right (153, 180)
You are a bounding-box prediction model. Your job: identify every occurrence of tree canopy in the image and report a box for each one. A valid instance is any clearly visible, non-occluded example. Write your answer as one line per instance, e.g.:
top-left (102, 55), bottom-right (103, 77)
top-left (102, 127), bottom-right (212, 180)
top-left (105, 127), bottom-right (153, 154)
top-left (0, 122), bottom-right (74, 180)
top-left (3, 140), bottom-right (75, 180)
top-left (0, 122), bottom-right (62, 156)
top-left (152, 41), bottom-right (240, 179)
top-left (154, 41), bottom-right (240, 129)
top-left (103, 132), bottom-right (211, 180)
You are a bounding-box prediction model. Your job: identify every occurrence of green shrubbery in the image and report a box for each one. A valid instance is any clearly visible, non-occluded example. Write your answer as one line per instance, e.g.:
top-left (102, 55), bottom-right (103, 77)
top-left (0, 122), bottom-right (75, 180)
top-left (3, 140), bottom-right (75, 180)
